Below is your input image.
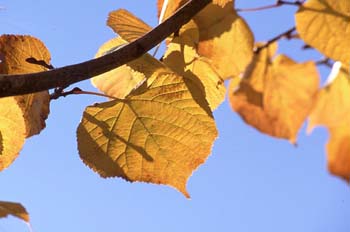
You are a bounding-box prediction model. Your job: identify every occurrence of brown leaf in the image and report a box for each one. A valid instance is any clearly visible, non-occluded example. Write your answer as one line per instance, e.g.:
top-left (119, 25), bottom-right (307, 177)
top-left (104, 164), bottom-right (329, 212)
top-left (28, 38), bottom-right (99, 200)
top-left (0, 201), bottom-right (29, 222)
top-left (308, 63), bottom-right (350, 180)
top-left (229, 45), bottom-right (319, 143)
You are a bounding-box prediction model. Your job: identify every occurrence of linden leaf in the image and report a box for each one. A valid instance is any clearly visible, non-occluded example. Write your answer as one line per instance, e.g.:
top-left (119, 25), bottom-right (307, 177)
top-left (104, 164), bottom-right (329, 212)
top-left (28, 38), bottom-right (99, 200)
top-left (0, 201), bottom-right (29, 222)
top-left (107, 9), bottom-right (152, 42)
top-left (0, 98), bottom-right (26, 170)
top-left (295, 0), bottom-right (350, 63)
top-left (229, 45), bottom-right (319, 143)
top-left (308, 63), bottom-right (350, 180)
top-left (163, 20), bottom-right (225, 110)
top-left (78, 53), bottom-right (218, 198)
top-left (0, 35), bottom-right (50, 137)
top-left (91, 37), bottom-right (146, 99)
top-left (157, 0), bottom-right (253, 79)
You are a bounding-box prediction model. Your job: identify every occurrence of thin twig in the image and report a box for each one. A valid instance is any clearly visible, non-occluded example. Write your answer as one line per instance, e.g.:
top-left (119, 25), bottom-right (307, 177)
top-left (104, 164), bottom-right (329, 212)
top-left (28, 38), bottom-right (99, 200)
top-left (237, 0), bottom-right (305, 12)
top-left (315, 57), bottom-right (333, 68)
top-left (0, 0), bottom-right (212, 98)
top-left (255, 27), bottom-right (296, 53)
top-left (50, 87), bottom-right (121, 100)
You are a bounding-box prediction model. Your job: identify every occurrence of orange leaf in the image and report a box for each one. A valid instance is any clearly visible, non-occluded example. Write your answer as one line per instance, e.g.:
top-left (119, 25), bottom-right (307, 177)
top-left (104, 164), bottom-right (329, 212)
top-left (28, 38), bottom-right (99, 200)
top-left (308, 63), bottom-right (350, 180)
top-left (229, 45), bottom-right (319, 143)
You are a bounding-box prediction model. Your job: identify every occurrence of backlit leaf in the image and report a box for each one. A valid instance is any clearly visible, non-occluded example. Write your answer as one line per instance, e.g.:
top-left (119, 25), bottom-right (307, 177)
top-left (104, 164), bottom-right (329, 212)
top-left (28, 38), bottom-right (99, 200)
top-left (0, 98), bottom-right (26, 170)
top-left (163, 20), bottom-right (225, 110)
top-left (295, 0), bottom-right (350, 63)
top-left (308, 63), bottom-right (350, 180)
top-left (158, 0), bottom-right (253, 79)
top-left (78, 53), bottom-right (217, 198)
top-left (107, 9), bottom-right (152, 42)
top-left (0, 35), bottom-right (50, 137)
top-left (0, 201), bottom-right (29, 222)
top-left (229, 45), bottom-right (319, 143)
top-left (0, 35), bottom-right (51, 171)
top-left (91, 37), bottom-right (145, 99)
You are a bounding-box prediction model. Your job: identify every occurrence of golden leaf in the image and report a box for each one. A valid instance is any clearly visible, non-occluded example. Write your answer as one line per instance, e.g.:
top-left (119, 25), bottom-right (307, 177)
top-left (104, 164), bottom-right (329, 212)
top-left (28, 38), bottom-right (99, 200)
top-left (0, 201), bottom-right (29, 222)
top-left (107, 9), bottom-right (152, 42)
top-left (308, 63), bottom-right (350, 180)
top-left (78, 53), bottom-right (217, 198)
top-left (193, 1), bottom-right (253, 79)
top-left (229, 45), bottom-right (319, 143)
top-left (0, 97), bottom-right (26, 170)
top-left (163, 20), bottom-right (225, 110)
top-left (0, 35), bottom-right (51, 171)
top-left (0, 35), bottom-right (50, 137)
top-left (91, 37), bottom-right (146, 99)
top-left (295, 0), bottom-right (350, 63)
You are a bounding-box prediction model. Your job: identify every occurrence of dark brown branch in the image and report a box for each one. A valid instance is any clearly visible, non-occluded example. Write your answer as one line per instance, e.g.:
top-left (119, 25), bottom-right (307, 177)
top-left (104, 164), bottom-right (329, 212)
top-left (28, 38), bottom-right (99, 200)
top-left (0, 0), bottom-right (211, 97)
top-left (255, 27), bottom-right (296, 53)
top-left (315, 57), bottom-right (333, 68)
top-left (237, 0), bottom-right (305, 12)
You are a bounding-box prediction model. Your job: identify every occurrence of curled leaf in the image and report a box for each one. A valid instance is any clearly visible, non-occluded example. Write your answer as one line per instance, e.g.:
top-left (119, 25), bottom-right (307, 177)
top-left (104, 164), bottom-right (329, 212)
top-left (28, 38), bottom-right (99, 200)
top-left (0, 201), bottom-right (29, 222)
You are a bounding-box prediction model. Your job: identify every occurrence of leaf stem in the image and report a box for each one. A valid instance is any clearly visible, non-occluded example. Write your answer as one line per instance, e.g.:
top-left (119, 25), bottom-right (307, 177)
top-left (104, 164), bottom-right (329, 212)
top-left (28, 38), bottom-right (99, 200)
top-left (237, 0), bottom-right (305, 12)
top-left (50, 87), bottom-right (121, 100)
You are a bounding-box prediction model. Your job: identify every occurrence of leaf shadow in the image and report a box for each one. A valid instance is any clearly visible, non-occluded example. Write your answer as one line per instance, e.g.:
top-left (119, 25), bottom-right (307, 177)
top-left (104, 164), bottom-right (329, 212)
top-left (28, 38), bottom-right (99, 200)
top-left (83, 110), bottom-right (154, 163)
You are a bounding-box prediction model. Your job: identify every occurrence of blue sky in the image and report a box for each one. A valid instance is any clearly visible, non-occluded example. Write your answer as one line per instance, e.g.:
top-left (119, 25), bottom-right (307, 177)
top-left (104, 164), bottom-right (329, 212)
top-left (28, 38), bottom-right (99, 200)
top-left (0, 0), bottom-right (349, 231)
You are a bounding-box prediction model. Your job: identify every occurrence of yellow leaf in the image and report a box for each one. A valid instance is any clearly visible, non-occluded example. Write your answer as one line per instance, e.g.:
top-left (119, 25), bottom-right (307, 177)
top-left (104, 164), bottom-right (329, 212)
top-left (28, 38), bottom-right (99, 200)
top-left (107, 9), bottom-right (152, 42)
top-left (163, 20), bottom-right (225, 110)
top-left (157, 0), bottom-right (253, 78)
top-left (229, 45), bottom-right (319, 143)
top-left (0, 201), bottom-right (29, 222)
top-left (91, 37), bottom-right (146, 99)
top-left (308, 63), bottom-right (350, 180)
top-left (0, 35), bottom-right (50, 137)
top-left (0, 35), bottom-right (51, 171)
top-left (78, 53), bottom-right (217, 198)
top-left (193, 1), bottom-right (254, 79)
top-left (295, 0), bottom-right (350, 63)
top-left (0, 97), bottom-right (26, 171)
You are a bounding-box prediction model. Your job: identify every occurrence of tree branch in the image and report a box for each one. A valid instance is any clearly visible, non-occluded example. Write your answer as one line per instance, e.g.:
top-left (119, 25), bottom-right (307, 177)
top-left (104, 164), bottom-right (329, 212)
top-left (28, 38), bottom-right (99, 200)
top-left (255, 27), bottom-right (296, 53)
top-left (0, 0), bottom-right (211, 97)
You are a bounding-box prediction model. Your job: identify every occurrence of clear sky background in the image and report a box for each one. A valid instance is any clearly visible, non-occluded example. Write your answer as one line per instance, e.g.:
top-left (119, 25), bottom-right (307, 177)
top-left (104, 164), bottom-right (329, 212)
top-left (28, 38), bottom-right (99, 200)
top-left (0, 0), bottom-right (349, 231)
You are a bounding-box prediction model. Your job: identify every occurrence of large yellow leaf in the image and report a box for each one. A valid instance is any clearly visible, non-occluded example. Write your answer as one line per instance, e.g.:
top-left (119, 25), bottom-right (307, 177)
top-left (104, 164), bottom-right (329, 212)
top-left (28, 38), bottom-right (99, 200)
top-left (229, 45), bottom-right (319, 143)
top-left (91, 37), bottom-right (145, 99)
top-left (163, 20), bottom-right (226, 110)
top-left (0, 35), bottom-right (51, 171)
top-left (0, 35), bottom-right (50, 137)
top-left (78, 53), bottom-right (217, 198)
top-left (295, 0), bottom-right (350, 63)
top-left (107, 9), bottom-right (152, 42)
top-left (308, 63), bottom-right (350, 180)
top-left (0, 201), bottom-right (29, 222)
